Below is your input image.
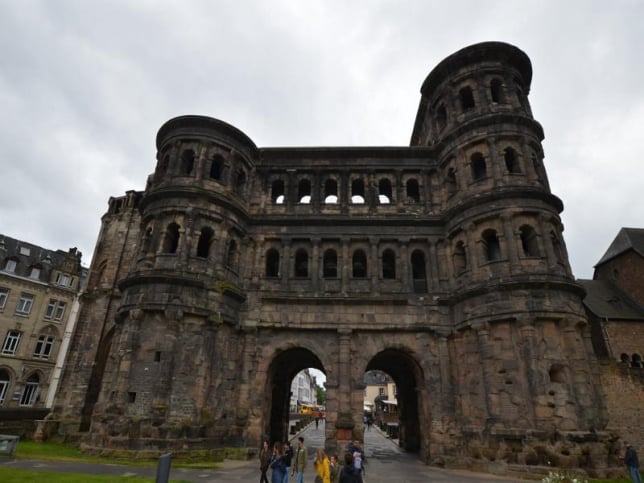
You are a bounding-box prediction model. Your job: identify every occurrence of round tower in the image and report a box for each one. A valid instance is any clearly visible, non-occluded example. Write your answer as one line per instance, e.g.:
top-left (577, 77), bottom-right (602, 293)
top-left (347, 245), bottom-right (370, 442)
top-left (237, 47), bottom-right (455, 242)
top-left (413, 42), bottom-right (606, 450)
top-left (88, 116), bottom-right (257, 448)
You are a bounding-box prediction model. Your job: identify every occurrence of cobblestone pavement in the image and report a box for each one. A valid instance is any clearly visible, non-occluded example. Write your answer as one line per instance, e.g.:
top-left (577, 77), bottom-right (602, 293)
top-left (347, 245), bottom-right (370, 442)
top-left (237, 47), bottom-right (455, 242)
top-left (1, 421), bottom-right (527, 482)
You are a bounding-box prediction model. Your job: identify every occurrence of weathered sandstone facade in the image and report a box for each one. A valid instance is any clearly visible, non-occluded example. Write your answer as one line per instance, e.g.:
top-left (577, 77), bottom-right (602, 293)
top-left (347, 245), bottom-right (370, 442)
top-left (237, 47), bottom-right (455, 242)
top-left (53, 42), bottom-right (617, 471)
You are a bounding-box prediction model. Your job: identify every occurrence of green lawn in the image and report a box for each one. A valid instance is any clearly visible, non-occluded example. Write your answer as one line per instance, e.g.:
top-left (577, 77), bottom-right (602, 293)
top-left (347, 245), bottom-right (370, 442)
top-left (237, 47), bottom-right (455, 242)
top-left (14, 441), bottom-right (221, 470)
top-left (0, 467), bottom-right (162, 482)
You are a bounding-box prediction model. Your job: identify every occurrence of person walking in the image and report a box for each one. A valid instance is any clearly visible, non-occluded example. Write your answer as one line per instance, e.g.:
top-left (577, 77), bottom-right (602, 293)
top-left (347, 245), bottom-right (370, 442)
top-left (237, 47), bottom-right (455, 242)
top-left (259, 439), bottom-right (271, 483)
top-left (329, 454), bottom-right (340, 483)
top-left (282, 440), bottom-right (293, 483)
top-left (292, 436), bottom-right (308, 483)
top-left (313, 448), bottom-right (331, 483)
top-left (624, 442), bottom-right (642, 483)
top-left (338, 452), bottom-right (363, 483)
top-left (270, 442), bottom-right (287, 483)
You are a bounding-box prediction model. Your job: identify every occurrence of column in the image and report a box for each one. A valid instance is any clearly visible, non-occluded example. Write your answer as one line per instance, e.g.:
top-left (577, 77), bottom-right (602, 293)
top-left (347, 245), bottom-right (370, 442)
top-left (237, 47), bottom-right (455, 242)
top-left (486, 136), bottom-right (502, 187)
top-left (518, 319), bottom-right (538, 424)
top-left (501, 213), bottom-right (519, 270)
top-left (311, 238), bottom-right (320, 293)
top-left (473, 321), bottom-right (495, 423)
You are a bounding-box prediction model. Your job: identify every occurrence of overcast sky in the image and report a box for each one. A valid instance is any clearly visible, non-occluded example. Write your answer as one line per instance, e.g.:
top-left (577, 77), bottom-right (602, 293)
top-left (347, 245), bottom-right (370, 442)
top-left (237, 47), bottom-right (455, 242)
top-left (1, 0), bottom-right (642, 281)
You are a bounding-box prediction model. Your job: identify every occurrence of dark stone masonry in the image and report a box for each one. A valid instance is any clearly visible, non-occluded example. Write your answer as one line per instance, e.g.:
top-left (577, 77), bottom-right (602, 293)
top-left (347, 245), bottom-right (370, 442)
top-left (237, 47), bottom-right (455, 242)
top-left (50, 42), bottom-right (630, 476)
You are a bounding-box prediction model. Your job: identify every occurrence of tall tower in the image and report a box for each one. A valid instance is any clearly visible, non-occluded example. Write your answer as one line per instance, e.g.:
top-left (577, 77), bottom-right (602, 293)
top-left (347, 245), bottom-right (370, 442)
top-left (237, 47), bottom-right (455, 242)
top-left (411, 42), bottom-right (605, 444)
top-left (83, 117), bottom-right (256, 445)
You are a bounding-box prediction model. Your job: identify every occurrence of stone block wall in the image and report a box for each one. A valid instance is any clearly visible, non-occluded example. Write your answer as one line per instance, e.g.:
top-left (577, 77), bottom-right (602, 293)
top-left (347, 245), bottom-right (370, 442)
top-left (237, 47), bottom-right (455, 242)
top-left (599, 361), bottom-right (644, 445)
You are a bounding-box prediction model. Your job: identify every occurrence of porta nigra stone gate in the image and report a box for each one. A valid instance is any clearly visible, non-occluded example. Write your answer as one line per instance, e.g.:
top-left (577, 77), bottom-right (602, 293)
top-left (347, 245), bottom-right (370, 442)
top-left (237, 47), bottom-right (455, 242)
top-left (53, 42), bottom-right (611, 469)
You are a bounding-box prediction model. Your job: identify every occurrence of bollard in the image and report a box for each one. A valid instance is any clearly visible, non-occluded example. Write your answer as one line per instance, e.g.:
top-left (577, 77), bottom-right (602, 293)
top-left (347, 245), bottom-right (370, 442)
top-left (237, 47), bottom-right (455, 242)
top-left (156, 453), bottom-right (172, 483)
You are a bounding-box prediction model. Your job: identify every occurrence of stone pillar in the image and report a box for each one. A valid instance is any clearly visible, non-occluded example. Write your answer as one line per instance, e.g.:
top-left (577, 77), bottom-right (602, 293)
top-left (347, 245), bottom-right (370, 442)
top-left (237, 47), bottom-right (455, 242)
top-left (538, 215), bottom-right (557, 268)
top-left (501, 213), bottom-right (519, 270)
top-left (311, 238), bottom-right (320, 293)
top-left (464, 223), bottom-right (477, 275)
top-left (195, 144), bottom-right (207, 181)
top-left (427, 241), bottom-right (439, 291)
top-left (370, 238), bottom-right (378, 292)
top-left (341, 238), bottom-right (350, 293)
top-left (281, 239), bottom-right (290, 287)
top-left (238, 326), bottom-right (260, 445)
top-left (473, 321), bottom-right (495, 423)
top-left (438, 333), bottom-right (454, 417)
top-left (400, 240), bottom-right (410, 292)
top-left (518, 319), bottom-right (538, 424)
top-left (487, 137), bottom-right (502, 187)
top-left (335, 328), bottom-right (355, 450)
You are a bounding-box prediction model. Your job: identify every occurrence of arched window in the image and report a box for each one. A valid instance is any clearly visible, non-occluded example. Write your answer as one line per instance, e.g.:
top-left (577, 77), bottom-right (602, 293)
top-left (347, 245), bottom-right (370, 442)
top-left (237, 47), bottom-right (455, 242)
top-left (324, 179), bottom-right (338, 204)
top-left (0, 369), bottom-right (10, 405)
top-left (351, 179), bottom-right (365, 204)
top-left (266, 249), bottom-right (280, 278)
top-left (272, 179), bottom-right (285, 204)
top-left (632, 354), bottom-right (642, 368)
top-left (446, 167), bottom-right (457, 197)
top-left (162, 223), bottom-right (180, 254)
top-left (294, 249), bottom-right (309, 277)
top-left (226, 239), bottom-right (238, 270)
top-left (459, 86), bottom-right (475, 111)
top-left (382, 249), bottom-right (396, 279)
top-left (620, 353), bottom-right (630, 364)
top-left (490, 78), bottom-right (504, 103)
top-left (411, 250), bottom-right (427, 293)
top-left (504, 148), bottom-right (520, 173)
top-left (298, 179), bottom-right (311, 204)
top-left (209, 155), bottom-right (224, 180)
top-left (352, 250), bottom-right (367, 278)
top-left (453, 241), bottom-right (467, 273)
top-left (323, 249), bottom-right (338, 278)
top-left (436, 104), bottom-right (447, 131)
top-left (378, 178), bottom-right (393, 204)
top-left (519, 225), bottom-right (539, 257)
top-left (180, 149), bottom-right (195, 175)
top-left (20, 373), bottom-right (39, 407)
top-left (196, 227), bottom-right (214, 258)
top-left (471, 153), bottom-right (487, 181)
top-left (482, 229), bottom-right (501, 262)
top-left (235, 169), bottom-right (246, 195)
top-left (406, 179), bottom-right (420, 203)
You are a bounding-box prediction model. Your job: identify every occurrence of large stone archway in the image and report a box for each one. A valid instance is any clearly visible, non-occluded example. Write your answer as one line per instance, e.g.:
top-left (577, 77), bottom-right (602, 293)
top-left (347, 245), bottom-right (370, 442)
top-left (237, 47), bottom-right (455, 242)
top-left (365, 349), bottom-right (426, 453)
top-left (264, 347), bottom-right (325, 443)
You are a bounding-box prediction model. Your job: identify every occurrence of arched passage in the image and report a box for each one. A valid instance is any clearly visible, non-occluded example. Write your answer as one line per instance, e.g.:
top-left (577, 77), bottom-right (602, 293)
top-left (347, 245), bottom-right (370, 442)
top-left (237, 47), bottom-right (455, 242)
top-left (265, 348), bottom-right (325, 444)
top-left (365, 349), bottom-right (425, 452)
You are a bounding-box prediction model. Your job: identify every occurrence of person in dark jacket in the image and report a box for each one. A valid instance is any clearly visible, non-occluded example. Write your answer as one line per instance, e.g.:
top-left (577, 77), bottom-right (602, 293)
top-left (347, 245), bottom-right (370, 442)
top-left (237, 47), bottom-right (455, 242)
top-left (282, 440), bottom-right (293, 483)
top-left (339, 452), bottom-right (363, 483)
top-left (624, 442), bottom-right (642, 483)
top-left (259, 439), bottom-right (271, 483)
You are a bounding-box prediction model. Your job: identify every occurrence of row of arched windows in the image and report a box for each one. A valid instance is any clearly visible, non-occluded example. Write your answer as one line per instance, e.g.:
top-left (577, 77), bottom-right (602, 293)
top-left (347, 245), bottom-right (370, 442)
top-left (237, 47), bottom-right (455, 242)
top-left (452, 225), bottom-right (565, 274)
top-left (148, 223), bottom-right (238, 269)
top-left (265, 247), bottom-right (428, 292)
top-left (270, 176), bottom-right (422, 205)
top-left (433, 76), bottom-right (528, 134)
top-left (156, 148), bottom-right (248, 196)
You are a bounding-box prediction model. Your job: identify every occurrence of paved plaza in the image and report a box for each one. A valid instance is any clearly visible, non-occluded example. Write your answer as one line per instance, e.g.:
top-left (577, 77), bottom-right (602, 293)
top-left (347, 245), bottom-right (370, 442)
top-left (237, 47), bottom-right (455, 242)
top-left (1, 421), bottom-right (527, 482)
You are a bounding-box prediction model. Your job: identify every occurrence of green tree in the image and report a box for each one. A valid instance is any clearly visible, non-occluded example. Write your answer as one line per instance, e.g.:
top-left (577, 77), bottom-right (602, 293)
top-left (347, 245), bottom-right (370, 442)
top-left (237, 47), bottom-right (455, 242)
top-left (316, 385), bottom-right (326, 405)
